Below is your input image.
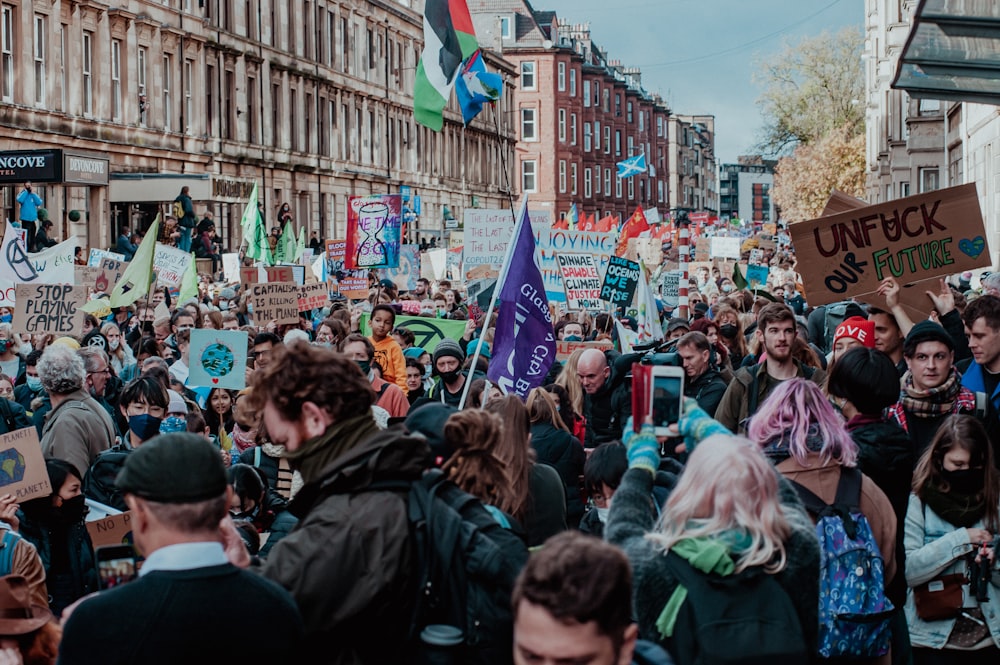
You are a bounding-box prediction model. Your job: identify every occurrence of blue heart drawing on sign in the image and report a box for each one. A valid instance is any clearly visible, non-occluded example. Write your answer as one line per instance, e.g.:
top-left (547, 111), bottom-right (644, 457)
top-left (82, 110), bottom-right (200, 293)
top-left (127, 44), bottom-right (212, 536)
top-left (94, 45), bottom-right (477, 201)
top-left (959, 236), bottom-right (986, 259)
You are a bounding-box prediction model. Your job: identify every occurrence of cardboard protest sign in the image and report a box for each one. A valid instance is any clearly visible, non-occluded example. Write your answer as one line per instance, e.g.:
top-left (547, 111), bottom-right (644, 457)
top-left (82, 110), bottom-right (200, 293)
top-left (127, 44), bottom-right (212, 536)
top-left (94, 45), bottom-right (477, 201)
top-left (240, 266), bottom-right (259, 285)
top-left (748, 248), bottom-right (765, 266)
top-left (821, 190), bottom-right (867, 217)
top-left (660, 270), bottom-right (683, 307)
top-left (153, 243), bottom-right (193, 287)
top-left (74, 265), bottom-right (101, 289)
top-left (96, 256), bottom-right (124, 293)
top-left (345, 194), bottom-right (402, 269)
top-left (790, 183), bottom-right (990, 307)
top-left (744, 264), bottom-right (769, 288)
top-left (88, 248), bottom-right (124, 267)
top-left (249, 282), bottom-right (299, 325)
top-left (14, 284), bottom-right (87, 335)
top-left (0, 427), bottom-right (52, 503)
top-left (86, 511), bottom-right (134, 549)
top-left (556, 253), bottom-right (602, 310)
top-left (222, 253), bottom-right (241, 282)
top-left (188, 329), bottom-right (249, 390)
top-left (360, 313), bottom-right (466, 353)
top-left (757, 235), bottom-right (777, 252)
top-left (710, 236), bottom-right (741, 260)
top-left (555, 339), bottom-right (613, 362)
top-left (298, 282), bottom-right (328, 312)
top-left (693, 237), bottom-right (711, 261)
top-left (601, 256), bottom-right (640, 305)
top-left (265, 266), bottom-right (295, 284)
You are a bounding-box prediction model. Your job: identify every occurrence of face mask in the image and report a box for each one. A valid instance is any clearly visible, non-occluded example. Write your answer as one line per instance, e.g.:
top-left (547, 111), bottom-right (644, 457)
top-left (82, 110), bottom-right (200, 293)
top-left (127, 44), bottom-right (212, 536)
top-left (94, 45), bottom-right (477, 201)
top-left (719, 324), bottom-right (738, 339)
top-left (438, 369), bottom-right (461, 384)
top-left (423, 366), bottom-right (432, 379)
top-left (356, 360), bottom-right (371, 375)
top-left (595, 507), bottom-right (610, 523)
top-left (564, 335), bottom-right (583, 342)
top-left (26, 376), bottom-right (42, 393)
top-left (219, 300), bottom-right (230, 311)
top-left (0, 340), bottom-right (11, 354)
top-left (159, 416), bottom-right (187, 434)
top-left (108, 338), bottom-right (120, 351)
top-left (0, 314), bottom-right (11, 324)
top-left (940, 467), bottom-right (985, 495)
top-left (53, 494), bottom-right (87, 524)
top-left (247, 303), bottom-right (254, 314)
top-left (19, 343), bottom-right (31, 356)
top-left (722, 284), bottom-right (733, 293)
top-left (128, 414), bottom-right (163, 441)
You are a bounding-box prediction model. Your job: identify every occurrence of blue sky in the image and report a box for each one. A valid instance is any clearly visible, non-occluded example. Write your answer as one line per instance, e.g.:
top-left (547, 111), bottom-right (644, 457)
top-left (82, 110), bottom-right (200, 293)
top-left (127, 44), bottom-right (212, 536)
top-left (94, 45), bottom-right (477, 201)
top-left (539, 0), bottom-right (863, 165)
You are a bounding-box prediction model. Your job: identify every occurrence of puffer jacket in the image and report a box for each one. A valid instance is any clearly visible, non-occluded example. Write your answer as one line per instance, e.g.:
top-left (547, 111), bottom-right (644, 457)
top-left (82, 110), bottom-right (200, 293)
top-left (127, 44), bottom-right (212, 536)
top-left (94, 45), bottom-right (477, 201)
top-left (530, 421), bottom-right (586, 526)
top-left (260, 426), bottom-right (430, 665)
top-left (904, 493), bottom-right (1000, 650)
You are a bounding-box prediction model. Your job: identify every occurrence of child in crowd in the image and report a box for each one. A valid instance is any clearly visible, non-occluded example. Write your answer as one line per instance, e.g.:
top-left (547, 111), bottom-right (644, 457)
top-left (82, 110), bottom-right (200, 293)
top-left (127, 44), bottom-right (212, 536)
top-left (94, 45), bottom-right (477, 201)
top-left (366, 304), bottom-right (408, 394)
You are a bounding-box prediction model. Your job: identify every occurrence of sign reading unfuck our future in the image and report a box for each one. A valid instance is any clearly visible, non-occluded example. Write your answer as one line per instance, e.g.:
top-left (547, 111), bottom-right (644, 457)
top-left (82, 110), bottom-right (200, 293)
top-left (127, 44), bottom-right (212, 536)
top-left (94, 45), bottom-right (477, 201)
top-left (789, 183), bottom-right (990, 307)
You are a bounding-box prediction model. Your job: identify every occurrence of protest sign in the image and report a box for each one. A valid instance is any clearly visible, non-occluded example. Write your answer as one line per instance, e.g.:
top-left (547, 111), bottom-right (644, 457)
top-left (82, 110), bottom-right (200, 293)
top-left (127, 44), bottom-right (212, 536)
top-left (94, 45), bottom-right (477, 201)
top-left (821, 190), bottom-right (867, 217)
top-left (757, 235), bottom-right (777, 252)
top-left (265, 266), bottom-right (296, 284)
top-left (693, 237), bottom-right (711, 261)
top-left (240, 266), bottom-right (259, 285)
top-left (748, 248), bottom-right (765, 266)
top-left (555, 339), bottom-right (613, 362)
top-left (74, 265), bottom-right (101, 289)
top-left (644, 208), bottom-right (661, 225)
top-left (380, 244), bottom-right (420, 291)
top-left (601, 256), bottom-right (640, 305)
top-left (0, 280), bottom-right (13, 308)
top-left (188, 329), bottom-right (249, 390)
top-left (325, 239), bottom-right (369, 299)
top-left (345, 194), bottom-right (402, 269)
top-left (0, 427), bottom-right (51, 503)
top-left (20, 238), bottom-right (76, 285)
top-left (710, 236), bottom-right (741, 260)
top-left (86, 511), bottom-right (133, 549)
top-left (298, 282), bottom-right (328, 312)
top-left (762, 223), bottom-right (777, 235)
top-left (88, 248), bottom-right (124, 267)
top-left (633, 237), bottom-right (661, 266)
top-left (659, 270), bottom-right (683, 307)
top-left (557, 253), bottom-right (602, 310)
top-left (359, 313), bottom-right (466, 353)
top-left (463, 209), bottom-right (517, 277)
top-left (153, 243), bottom-right (192, 287)
top-left (14, 284), bottom-right (87, 334)
top-left (249, 282), bottom-right (299, 325)
top-left (790, 183), bottom-right (990, 307)
top-left (222, 253), bottom-right (240, 282)
top-left (745, 264), bottom-right (769, 288)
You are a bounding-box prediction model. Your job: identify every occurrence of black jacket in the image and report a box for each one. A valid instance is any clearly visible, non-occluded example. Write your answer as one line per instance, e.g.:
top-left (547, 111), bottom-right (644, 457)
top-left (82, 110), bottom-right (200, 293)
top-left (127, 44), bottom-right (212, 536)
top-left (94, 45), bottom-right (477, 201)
top-left (583, 351), bottom-right (637, 448)
top-left (530, 422), bottom-right (586, 526)
top-left (17, 509), bottom-right (99, 615)
top-left (684, 368), bottom-right (728, 417)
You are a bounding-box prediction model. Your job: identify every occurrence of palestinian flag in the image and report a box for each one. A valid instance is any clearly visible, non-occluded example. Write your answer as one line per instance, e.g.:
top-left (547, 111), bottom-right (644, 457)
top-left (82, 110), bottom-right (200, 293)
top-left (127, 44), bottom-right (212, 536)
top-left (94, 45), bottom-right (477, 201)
top-left (414, 0), bottom-right (479, 131)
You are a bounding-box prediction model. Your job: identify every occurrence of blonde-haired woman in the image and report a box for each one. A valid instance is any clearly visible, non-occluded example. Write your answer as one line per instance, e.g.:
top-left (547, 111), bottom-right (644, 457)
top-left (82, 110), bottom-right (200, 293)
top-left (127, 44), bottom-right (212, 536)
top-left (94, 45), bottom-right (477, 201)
top-left (555, 348), bottom-right (587, 422)
top-left (605, 405), bottom-right (820, 661)
top-left (100, 322), bottom-right (135, 376)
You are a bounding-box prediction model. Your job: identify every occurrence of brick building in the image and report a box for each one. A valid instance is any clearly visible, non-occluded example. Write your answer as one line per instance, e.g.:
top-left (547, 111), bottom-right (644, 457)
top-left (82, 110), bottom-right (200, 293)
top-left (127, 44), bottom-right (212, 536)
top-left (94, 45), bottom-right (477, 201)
top-left (0, 0), bottom-right (517, 253)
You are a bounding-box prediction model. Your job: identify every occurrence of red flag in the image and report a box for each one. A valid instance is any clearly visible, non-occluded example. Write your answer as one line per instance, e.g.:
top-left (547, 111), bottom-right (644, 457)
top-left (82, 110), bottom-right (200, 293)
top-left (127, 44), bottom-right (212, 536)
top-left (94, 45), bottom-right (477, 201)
top-left (579, 213), bottom-right (596, 232)
top-left (552, 216), bottom-right (569, 230)
top-left (595, 215), bottom-right (615, 232)
top-left (615, 206), bottom-right (649, 256)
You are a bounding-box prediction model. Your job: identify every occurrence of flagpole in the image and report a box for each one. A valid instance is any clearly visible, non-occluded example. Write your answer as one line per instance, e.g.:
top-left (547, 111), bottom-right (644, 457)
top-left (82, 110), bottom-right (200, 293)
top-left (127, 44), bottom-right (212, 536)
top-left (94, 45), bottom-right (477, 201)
top-left (458, 194), bottom-right (526, 410)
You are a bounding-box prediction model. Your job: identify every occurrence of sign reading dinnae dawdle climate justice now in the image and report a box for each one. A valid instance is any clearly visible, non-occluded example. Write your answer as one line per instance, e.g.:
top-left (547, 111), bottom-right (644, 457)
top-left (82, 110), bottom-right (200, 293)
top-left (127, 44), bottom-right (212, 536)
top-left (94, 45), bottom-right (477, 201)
top-left (789, 183), bottom-right (990, 307)
top-left (556, 253), bottom-right (602, 310)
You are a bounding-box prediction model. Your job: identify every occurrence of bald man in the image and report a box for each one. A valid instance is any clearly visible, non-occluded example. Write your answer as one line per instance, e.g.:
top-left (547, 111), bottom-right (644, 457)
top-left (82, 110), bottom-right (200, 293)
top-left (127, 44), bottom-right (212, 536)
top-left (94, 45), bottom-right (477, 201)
top-left (577, 348), bottom-right (632, 448)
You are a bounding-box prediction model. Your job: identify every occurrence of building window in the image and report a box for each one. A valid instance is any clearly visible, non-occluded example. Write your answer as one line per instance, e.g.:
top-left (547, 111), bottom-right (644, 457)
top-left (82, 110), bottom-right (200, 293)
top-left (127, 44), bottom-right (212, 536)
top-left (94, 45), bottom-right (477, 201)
top-left (522, 160), bottom-right (537, 193)
top-left (558, 109), bottom-right (566, 142)
top-left (627, 178), bottom-right (634, 199)
top-left (559, 160), bottom-right (566, 193)
top-left (627, 101), bottom-right (633, 123)
top-left (602, 88), bottom-right (609, 112)
top-left (247, 75), bottom-right (257, 143)
top-left (583, 123), bottom-right (591, 152)
top-left (569, 68), bottom-right (576, 96)
top-left (557, 62), bottom-right (565, 91)
top-left (184, 59), bottom-right (193, 134)
top-left (615, 176), bottom-right (622, 198)
top-left (571, 163), bottom-right (577, 196)
top-left (918, 98), bottom-right (941, 116)
top-left (59, 25), bottom-right (65, 110)
top-left (33, 15), bottom-right (44, 105)
top-left (615, 130), bottom-right (621, 156)
top-left (82, 32), bottom-right (93, 115)
top-left (658, 180), bottom-right (664, 203)
top-left (584, 168), bottom-right (592, 198)
top-left (900, 181), bottom-right (910, 197)
top-left (163, 54), bottom-right (173, 130)
top-left (138, 47), bottom-right (147, 125)
top-left (570, 113), bottom-right (576, 145)
top-left (520, 61), bottom-right (535, 90)
top-left (521, 108), bottom-right (536, 141)
top-left (583, 80), bottom-right (590, 107)
top-left (604, 126), bottom-right (610, 153)
top-left (657, 116), bottom-right (663, 137)
top-left (110, 39), bottom-right (122, 120)
top-left (1, 6), bottom-right (12, 101)
top-left (919, 167), bottom-right (939, 192)
top-left (593, 165), bottom-right (600, 194)
top-left (500, 16), bottom-right (511, 39)
top-left (638, 110), bottom-right (644, 132)
top-left (604, 168), bottom-right (611, 194)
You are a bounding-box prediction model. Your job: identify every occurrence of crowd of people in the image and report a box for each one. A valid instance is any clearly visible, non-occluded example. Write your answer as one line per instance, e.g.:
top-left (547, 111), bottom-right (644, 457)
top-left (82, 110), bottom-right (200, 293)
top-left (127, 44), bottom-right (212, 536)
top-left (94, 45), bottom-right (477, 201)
top-left (0, 226), bottom-right (998, 664)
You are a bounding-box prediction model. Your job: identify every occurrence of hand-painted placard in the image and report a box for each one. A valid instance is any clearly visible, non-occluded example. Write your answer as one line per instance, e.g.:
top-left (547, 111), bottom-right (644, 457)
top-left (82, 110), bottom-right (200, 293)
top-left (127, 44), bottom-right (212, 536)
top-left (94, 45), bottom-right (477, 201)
top-left (187, 328), bottom-right (249, 390)
top-left (74, 265), bottom-right (102, 289)
top-left (555, 339), bottom-right (613, 362)
top-left (249, 282), bottom-right (300, 325)
top-left (0, 427), bottom-right (52, 502)
top-left (601, 256), bottom-right (641, 305)
top-left (379, 244), bottom-right (420, 291)
top-left (153, 243), bottom-right (193, 288)
top-left (222, 253), bottom-right (241, 282)
top-left (240, 266), bottom-right (259, 285)
top-left (789, 183), bottom-right (990, 307)
top-left (360, 313), bottom-right (466, 353)
top-left (297, 282), bottom-right (328, 312)
top-left (744, 264), bottom-right (769, 288)
top-left (326, 239), bottom-right (368, 298)
top-left (14, 284), bottom-right (87, 335)
top-left (557, 253), bottom-right (602, 310)
top-left (659, 270), bottom-right (683, 307)
top-left (710, 236), bottom-right (741, 260)
top-left (85, 511), bottom-right (134, 547)
top-left (693, 237), bottom-right (711, 261)
top-left (346, 194), bottom-right (402, 269)
top-left (88, 248), bottom-right (124, 268)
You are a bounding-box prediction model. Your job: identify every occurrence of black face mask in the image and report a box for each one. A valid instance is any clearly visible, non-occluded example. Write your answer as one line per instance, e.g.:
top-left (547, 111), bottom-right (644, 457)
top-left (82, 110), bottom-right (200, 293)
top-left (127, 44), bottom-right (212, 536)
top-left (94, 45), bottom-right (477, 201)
top-left (719, 324), bottom-right (738, 339)
top-left (941, 467), bottom-right (985, 495)
top-left (51, 494), bottom-right (88, 524)
top-left (438, 369), bottom-right (461, 384)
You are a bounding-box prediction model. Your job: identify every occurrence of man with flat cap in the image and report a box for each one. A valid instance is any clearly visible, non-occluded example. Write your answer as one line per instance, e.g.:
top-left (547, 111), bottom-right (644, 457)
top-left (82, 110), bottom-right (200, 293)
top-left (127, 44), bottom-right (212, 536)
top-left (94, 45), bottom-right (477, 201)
top-left (58, 433), bottom-right (303, 664)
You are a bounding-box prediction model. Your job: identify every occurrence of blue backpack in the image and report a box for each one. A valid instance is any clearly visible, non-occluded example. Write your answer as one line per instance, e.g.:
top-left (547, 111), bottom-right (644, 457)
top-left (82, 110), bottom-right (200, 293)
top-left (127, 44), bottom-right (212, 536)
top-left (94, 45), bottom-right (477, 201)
top-left (791, 468), bottom-right (893, 659)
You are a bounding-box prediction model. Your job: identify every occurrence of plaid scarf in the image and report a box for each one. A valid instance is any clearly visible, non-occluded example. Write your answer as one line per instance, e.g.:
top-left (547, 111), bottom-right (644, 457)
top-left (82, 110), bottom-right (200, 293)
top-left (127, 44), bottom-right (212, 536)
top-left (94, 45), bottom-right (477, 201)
top-left (900, 368), bottom-right (962, 418)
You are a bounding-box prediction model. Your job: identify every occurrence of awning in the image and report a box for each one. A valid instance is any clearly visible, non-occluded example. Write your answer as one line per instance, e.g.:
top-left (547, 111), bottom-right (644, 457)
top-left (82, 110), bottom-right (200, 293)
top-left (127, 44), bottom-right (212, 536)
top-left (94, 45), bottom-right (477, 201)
top-left (893, 0), bottom-right (1000, 105)
top-left (109, 173), bottom-right (210, 203)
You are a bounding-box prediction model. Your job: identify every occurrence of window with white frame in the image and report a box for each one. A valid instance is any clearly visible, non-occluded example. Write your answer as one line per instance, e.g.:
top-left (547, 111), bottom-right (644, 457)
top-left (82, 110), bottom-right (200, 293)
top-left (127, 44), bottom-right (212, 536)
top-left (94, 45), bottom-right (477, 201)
top-left (658, 180), bottom-right (664, 203)
top-left (571, 163), bottom-right (577, 195)
top-left (919, 167), bottom-right (939, 193)
top-left (615, 130), bottom-right (621, 156)
top-left (583, 80), bottom-right (590, 107)
top-left (138, 47), bottom-right (147, 125)
top-left (184, 59), bottom-right (193, 133)
top-left (569, 68), bottom-right (576, 96)
top-left (604, 168), bottom-right (611, 194)
top-left (557, 62), bottom-right (565, 91)
top-left (1, 6), bottom-right (12, 101)
top-left (111, 39), bottom-right (122, 119)
top-left (627, 101), bottom-right (632, 123)
top-left (82, 31), bottom-right (93, 115)
top-left (559, 160), bottom-right (566, 193)
top-left (604, 126), bottom-right (610, 153)
top-left (594, 165), bottom-right (601, 194)
top-left (522, 160), bottom-right (537, 192)
top-left (570, 113), bottom-right (577, 145)
top-left (627, 178), bottom-right (634, 199)
top-left (558, 109), bottom-right (566, 142)
top-left (657, 116), bottom-right (663, 136)
top-left (615, 176), bottom-right (622, 198)
top-left (583, 123), bottom-right (591, 152)
top-left (500, 16), bottom-right (511, 39)
top-left (33, 15), bottom-right (45, 105)
top-left (521, 108), bottom-right (536, 141)
top-left (520, 61), bottom-right (536, 90)
top-left (584, 168), bottom-right (592, 198)
top-left (163, 53), bottom-right (172, 130)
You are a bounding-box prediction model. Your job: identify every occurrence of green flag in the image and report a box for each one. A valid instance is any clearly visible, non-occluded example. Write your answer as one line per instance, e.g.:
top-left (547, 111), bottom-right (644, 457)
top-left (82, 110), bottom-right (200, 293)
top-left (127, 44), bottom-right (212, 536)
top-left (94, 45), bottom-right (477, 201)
top-left (278, 221), bottom-right (296, 263)
top-left (245, 211), bottom-right (273, 265)
top-left (240, 183), bottom-right (259, 235)
top-left (178, 252), bottom-right (199, 303)
top-left (732, 262), bottom-right (748, 291)
top-left (111, 216), bottom-right (160, 307)
top-left (294, 227), bottom-right (307, 262)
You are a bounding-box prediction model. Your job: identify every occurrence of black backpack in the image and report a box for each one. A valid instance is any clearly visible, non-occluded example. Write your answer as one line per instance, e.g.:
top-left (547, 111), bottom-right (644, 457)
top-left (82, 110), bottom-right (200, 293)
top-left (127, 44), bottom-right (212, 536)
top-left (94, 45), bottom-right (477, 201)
top-left (82, 443), bottom-right (131, 512)
top-left (369, 469), bottom-right (529, 665)
top-left (660, 551), bottom-right (809, 665)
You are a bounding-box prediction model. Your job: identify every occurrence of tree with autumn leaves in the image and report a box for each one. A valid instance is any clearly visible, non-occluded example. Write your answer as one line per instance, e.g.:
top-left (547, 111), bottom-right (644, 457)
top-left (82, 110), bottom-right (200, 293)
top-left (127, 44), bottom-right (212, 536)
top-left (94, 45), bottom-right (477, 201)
top-left (754, 28), bottom-right (866, 221)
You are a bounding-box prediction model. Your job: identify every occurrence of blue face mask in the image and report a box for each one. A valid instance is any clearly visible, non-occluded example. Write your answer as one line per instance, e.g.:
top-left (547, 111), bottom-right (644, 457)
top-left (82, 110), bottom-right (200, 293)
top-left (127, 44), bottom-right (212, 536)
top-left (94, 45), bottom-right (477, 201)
top-left (564, 335), bottom-right (583, 342)
top-left (159, 416), bottom-right (187, 434)
top-left (128, 414), bottom-right (163, 441)
top-left (0, 314), bottom-right (11, 324)
top-left (26, 376), bottom-right (42, 393)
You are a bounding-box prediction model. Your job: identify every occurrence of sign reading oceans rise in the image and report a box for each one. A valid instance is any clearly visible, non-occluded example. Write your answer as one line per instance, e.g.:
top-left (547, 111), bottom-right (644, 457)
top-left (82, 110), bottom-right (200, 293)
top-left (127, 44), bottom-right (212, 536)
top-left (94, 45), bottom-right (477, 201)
top-left (789, 183), bottom-right (990, 307)
top-left (601, 256), bottom-right (641, 305)
top-left (556, 253), bottom-right (602, 310)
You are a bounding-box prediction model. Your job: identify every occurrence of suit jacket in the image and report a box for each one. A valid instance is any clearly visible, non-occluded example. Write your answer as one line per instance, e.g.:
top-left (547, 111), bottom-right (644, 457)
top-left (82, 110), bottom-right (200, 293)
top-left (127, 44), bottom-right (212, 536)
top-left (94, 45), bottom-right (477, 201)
top-left (59, 564), bottom-right (303, 664)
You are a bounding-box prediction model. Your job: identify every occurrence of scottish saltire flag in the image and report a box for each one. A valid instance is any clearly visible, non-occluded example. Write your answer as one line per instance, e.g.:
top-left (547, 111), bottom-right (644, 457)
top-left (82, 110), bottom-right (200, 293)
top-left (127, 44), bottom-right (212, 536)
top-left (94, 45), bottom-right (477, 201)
top-left (414, 0), bottom-right (479, 131)
top-left (488, 203), bottom-right (556, 398)
top-left (616, 153), bottom-right (647, 178)
top-left (456, 49), bottom-right (502, 125)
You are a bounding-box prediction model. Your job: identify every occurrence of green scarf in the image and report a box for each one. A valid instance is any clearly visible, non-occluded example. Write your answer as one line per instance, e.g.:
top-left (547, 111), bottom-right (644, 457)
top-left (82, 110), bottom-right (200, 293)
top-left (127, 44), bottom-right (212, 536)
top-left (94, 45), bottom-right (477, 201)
top-left (282, 413), bottom-right (379, 486)
top-left (656, 533), bottom-right (750, 639)
top-left (922, 483), bottom-right (987, 528)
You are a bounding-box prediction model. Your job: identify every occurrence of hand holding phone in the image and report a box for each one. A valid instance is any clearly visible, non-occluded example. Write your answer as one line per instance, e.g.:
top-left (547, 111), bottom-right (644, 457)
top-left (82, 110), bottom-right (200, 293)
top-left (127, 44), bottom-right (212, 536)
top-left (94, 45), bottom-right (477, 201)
top-left (648, 365), bottom-right (685, 437)
top-left (95, 545), bottom-right (139, 590)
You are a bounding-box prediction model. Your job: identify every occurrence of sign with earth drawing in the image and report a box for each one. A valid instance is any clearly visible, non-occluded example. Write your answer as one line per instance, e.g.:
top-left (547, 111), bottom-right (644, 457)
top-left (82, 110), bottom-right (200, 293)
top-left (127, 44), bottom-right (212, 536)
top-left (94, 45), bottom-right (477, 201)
top-left (187, 329), bottom-right (249, 390)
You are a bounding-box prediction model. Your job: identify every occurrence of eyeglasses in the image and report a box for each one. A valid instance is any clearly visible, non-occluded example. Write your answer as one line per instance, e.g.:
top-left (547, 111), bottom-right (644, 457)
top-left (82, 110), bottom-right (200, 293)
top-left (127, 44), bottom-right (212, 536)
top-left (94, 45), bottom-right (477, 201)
top-left (89, 367), bottom-right (111, 376)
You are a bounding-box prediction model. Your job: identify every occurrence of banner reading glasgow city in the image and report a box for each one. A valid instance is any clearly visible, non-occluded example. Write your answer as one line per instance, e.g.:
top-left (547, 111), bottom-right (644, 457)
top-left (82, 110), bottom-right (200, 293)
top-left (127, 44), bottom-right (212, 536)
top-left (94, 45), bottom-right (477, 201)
top-left (789, 183), bottom-right (990, 307)
top-left (345, 194), bottom-right (402, 270)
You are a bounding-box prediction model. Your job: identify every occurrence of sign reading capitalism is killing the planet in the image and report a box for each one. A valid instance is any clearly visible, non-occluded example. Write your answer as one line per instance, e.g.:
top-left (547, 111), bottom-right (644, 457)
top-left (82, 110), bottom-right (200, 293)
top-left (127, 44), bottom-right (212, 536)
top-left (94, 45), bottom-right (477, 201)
top-left (789, 183), bottom-right (990, 307)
